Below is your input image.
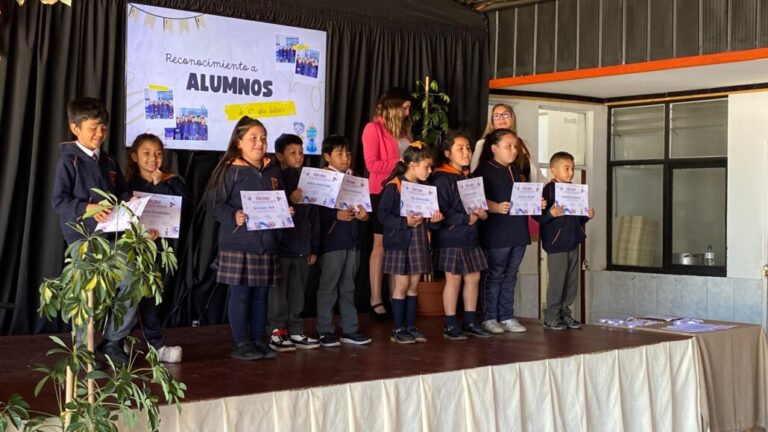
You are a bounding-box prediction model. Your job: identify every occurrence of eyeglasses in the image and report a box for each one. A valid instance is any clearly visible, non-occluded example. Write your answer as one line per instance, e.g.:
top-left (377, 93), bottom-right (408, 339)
top-left (492, 112), bottom-right (512, 120)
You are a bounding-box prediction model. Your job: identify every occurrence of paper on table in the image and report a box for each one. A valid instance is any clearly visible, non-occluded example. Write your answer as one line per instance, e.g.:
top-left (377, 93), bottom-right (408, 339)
top-left (400, 181), bottom-right (439, 217)
top-left (133, 192), bottom-right (183, 239)
top-left (296, 167), bottom-right (344, 208)
top-left (456, 177), bottom-right (488, 213)
top-left (510, 183), bottom-right (544, 215)
top-left (554, 183), bottom-right (590, 216)
top-left (336, 175), bottom-right (372, 212)
top-left (240, 190), bottom-right (294, 231)
top-left (96, 196), bottom-right (151, 233)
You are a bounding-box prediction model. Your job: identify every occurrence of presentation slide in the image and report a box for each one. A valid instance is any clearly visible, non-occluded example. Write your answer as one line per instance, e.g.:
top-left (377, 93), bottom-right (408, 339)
top-left (125, 4), bottom-right (327, 154)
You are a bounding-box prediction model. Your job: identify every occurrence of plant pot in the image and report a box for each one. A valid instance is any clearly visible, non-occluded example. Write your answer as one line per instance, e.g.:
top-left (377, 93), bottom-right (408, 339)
top-left (417, 279), bottom-right (445, 317)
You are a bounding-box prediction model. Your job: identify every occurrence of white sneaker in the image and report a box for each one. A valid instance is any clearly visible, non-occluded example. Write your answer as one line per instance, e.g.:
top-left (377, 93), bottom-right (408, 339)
top-left (481, 319), bottom-right (505, 334)
top-left (157, 345), bottom-right (183, 363)
top-left (289, 334), bottom-right (321, 350)
top-left (499, 319), bottom-right (527, 333)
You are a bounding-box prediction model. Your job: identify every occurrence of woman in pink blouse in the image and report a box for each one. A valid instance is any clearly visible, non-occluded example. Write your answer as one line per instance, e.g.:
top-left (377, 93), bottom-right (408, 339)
top-left (362, 87), bottom-right (412, 320)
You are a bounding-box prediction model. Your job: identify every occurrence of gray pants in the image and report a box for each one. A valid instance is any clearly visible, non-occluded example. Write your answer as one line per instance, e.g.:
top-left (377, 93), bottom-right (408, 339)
top-left (544, 248), bottom-right (580, 322)
top-left (269, 256), bottom-right (310, 335)
top-left (101, 274), bottom-right (140, 344)
top-left (316, 249), bottom-right (360, 334)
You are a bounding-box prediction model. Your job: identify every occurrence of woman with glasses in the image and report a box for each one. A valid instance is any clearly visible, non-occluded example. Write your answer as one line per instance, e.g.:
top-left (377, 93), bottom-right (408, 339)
top-left (470, 104), bottom-right (539, 182)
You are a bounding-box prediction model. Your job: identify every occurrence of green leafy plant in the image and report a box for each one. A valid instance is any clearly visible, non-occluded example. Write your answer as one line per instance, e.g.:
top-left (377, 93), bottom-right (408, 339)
top-left (410, 78), bottom-right (451, 148)
top-left (1, 190), bottom-right (185, 431)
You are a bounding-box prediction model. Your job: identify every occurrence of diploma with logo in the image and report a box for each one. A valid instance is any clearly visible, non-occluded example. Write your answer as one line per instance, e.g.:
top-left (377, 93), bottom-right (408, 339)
top-left (132, 192), bottom-right (183, 238)
top-left (336, 175), bottom-right (372, 212)
top-left (456, 177), bottom-right (488, 213)
top-left (296, 167), bottom-right (344, 208)
top-left (400, 181), bottom-right (439, 217)
top-left (96, 196), bottom-right (151, 233)
top-left (240, 191), bottom-right (294, 231)
top-left (510, 183), bottom-right (544, 215)
top-left (554, 183), bottom-right (590, 216)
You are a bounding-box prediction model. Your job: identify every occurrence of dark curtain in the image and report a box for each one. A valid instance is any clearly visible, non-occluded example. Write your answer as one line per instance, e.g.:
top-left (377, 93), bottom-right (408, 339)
top-left (0, 0), bottom-right (489, 335)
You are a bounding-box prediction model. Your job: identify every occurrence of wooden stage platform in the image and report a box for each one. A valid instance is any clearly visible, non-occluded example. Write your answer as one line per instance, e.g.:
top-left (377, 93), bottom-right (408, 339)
top-left (0, 316), bottom-right (691, 418)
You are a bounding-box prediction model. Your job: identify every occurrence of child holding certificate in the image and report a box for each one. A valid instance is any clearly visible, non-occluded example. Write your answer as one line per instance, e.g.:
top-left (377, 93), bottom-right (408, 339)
top-left (378, 142), bottom-right (444, 344)
top-left (473, 129), bottom-right (543, 334)
top-left (538, 151), bottom-right (594, 331)
top-left (118, 133), bottom-right (184, 362)
top-left (316, 135), bottom-right (372, 347)
top-left (430, 131), bottom-right (491, 340)
top-left (206, 116), bottom-right (287, 361)
top-left (268, 133), bottom-right (321, 351)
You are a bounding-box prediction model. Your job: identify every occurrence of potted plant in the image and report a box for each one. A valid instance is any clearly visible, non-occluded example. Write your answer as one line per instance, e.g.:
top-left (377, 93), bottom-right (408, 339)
top-left (0, 190), bottom-right (185, 432)
top-left (410, 77), bottom-right (451, 316)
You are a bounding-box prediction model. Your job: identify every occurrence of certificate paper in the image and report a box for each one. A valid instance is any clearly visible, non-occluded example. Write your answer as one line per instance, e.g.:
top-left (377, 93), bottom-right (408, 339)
top-left (96, 196), bottom-right (151, 233)
top-left (554, 183), bottom-right (590, 216)
top-left (133, 192), bottom-right (183, 238)
top-left (510, 183), bottom-right (544, 215)
top-left (336, 175), bottom-right (372, 212)
top-left (240, 191), bottom-right (294, 231)
top-left (400, 181), bottom-right (439, 217)
top-left (296, 167), bottom-right (344, 208)
top-left (456, 177), bottom-right (488, 213)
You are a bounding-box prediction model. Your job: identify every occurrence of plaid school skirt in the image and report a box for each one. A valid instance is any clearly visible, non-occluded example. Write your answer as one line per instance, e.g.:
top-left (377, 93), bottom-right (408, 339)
top-left (215, 250), bottom-right (281, 287)
top-left (383, 223), bottom-right (432, 275)
top-left (434, 246), bottom-right (488, 275)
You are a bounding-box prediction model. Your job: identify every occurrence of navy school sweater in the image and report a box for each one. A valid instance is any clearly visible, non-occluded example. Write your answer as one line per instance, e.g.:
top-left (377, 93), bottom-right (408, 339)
top-left (429, 165), bottom-right (481, 249)
top-left (51, 142), bottom-right (132, 245)
top-left (318, 167), bottom-right (360, 254)
top-left (473, 159), bottom-right (531, 249)
top-left (208, 157), bottom-right (284, 254)
top-left (378, 176), bottom-right (420, 251)
top-left (281, 167), bottom-right (321, 257)
top-left (536, 181), bottom-right (589, 254)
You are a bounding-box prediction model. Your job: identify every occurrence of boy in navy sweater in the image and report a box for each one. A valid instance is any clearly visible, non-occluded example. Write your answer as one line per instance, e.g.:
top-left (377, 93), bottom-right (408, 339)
top-left (268, 134), bottom-right (322, 351)
top-left (315, 135), bottom-right (371, 346)
top-left (538, 151), bottom-right (594, 330)
top-left (51, 97), bottom-right (134, 365)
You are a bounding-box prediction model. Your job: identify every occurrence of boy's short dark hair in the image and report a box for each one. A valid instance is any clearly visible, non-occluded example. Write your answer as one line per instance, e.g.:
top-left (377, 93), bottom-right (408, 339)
top-left (549, 151), bottom-right (574, 167)
top-left (275, 133), bottom-right (303, 154)
top-left (322, 134), bottom-right (350, 156)
top-left (67, 97), bottom-right (109, 126)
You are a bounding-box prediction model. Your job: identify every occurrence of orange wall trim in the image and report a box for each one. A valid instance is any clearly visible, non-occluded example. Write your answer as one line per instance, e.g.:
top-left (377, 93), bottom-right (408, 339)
top-left (489, 48), bottom-right (768, 89)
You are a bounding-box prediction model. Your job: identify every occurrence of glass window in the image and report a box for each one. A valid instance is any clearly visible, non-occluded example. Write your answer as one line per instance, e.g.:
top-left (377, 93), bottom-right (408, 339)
top-left (612, 165), bottom-right (664, 267)
top-left (611, 105), bottom-right (665, 160)
top-left (671, 167), bottom-right (726, 267)
top-left (670, 99), bottom-right (727, 158)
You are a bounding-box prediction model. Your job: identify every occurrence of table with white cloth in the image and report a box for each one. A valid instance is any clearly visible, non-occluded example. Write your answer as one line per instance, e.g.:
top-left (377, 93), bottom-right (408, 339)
top-left (632, 321), bottom-right (768, 432)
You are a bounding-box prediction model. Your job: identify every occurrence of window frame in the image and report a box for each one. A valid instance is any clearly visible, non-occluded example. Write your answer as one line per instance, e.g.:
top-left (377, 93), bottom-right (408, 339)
top-left (606, 97), bottom-right (728, 277)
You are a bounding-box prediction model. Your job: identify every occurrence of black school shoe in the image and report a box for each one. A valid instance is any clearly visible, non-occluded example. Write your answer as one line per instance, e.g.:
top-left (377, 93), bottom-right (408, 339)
top-left (462, 322), bottom-right (493, 338)
top-left (390, 328), bottom-right (416, 344)
top-left (369, 303), bottom-right (391, 321)
top-left (443, 325), bottom-right (468, 341)
top-left (231, 341), bottom-right (264, 361)
top-left (97, 340), bottom-right (130, 368)
top-left (254, 340), bottom-right (277, 359)
top-left (341, 332), bottom-right (372, 345)
top-left (562, 316), bottom-right (582, 329)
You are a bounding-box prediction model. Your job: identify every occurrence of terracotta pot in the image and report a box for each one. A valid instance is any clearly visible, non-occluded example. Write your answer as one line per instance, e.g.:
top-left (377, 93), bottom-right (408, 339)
top-left (416, 279), bottom-right (445, 317)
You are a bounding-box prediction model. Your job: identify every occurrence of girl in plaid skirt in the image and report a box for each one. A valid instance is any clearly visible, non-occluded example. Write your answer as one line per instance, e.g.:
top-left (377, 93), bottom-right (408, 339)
top-left (378, 142), bottom-right (444, 344)
top-left (207, 116), bottom-right (292, 361)
top-left (430, 131), bottom-right (492, 340)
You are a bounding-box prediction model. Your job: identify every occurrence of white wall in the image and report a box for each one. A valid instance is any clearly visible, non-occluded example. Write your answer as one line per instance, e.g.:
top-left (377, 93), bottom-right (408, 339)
top-left (492, 91), bottom-right (768, 328)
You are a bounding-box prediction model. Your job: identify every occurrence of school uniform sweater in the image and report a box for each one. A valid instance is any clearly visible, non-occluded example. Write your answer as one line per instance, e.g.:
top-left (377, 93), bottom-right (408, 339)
top-left (280, 167), bottom-right (320, 257)
top-left (537, 181), bottom-right (590, 254)
top-left (129, 173), bottom-right (186, 197)
top-left (318, 167), bottom-right (361, 254)
top-left (377, 176), bottom-right (416, 250)
top-left (209, 157), bottom-right (284, 254)
top-left (473, 159), bottom-right (531, 249)
top-left (429, 165), bottom-right (481, 249)
top-left (51, 142), bottom-right (132, 244)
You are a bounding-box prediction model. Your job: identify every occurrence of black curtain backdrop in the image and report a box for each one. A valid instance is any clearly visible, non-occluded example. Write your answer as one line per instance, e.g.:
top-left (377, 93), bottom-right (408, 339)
top-left (0, 0), bottom-right (489, 335)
